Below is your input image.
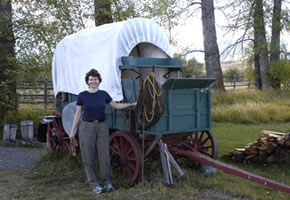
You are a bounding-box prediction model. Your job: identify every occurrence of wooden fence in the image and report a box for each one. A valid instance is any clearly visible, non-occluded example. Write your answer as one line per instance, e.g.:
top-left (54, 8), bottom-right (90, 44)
top-left (223, 75), bottom-right (254, 91)
top-left (17, 79), bottom-right (54, 109)
top-left (17, 76), bottom-right (254, 108)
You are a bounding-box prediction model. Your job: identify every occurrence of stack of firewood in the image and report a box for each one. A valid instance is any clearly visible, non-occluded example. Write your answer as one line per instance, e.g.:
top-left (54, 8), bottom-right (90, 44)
top-left (230, 130), bottom-right (290, 163)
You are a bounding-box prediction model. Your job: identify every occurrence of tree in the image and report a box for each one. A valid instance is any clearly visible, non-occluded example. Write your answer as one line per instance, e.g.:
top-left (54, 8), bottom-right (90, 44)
top-left (142, 0), bottom-right (187, 44)
top-left (219, 0), bottom-right (289, 90)
top-left (201, 0), bottom-right (225, 91)
top-left (0, 0), bottom-right (17, 121)
top-left (13, 0), bottom-right (92, 81)
top-left (94, 0), bottom-right (113, 26)
top-left (111, 0), bottom-right (139, 21)
top-left (12, 0), bottom-right (139, 83)
top-left (253, 0), bottom-right (272, 90)
top-left (269, 0), bottom-right (282, 88)
top-left (186, 57), bottom-right (204, 77)
top-left (174, 53), bottom-right (204, 77)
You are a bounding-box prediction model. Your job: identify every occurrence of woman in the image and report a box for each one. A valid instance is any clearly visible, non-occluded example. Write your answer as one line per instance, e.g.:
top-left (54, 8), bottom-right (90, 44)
top-left (69, 68), bottom-right (137, 194)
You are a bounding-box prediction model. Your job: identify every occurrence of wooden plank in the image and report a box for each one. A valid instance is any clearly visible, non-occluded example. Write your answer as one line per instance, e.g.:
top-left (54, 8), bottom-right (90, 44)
top-left (260, 130), bottom-right (285, 136)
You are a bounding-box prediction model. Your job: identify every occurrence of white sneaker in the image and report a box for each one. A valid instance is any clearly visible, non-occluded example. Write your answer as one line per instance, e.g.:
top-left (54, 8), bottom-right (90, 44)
top-left (104, 184), bottom-right (115, 192)
top-left (93, 186), bottom-right (104, 194)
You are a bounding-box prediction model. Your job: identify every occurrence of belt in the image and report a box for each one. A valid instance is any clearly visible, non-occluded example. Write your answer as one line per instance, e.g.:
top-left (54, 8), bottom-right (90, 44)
top-left (85, 119), bottom-right (104, 124)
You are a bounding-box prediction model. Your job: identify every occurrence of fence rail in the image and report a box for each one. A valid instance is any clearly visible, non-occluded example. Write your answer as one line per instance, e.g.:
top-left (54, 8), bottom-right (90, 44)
top-left (17, 76), bottom-right (254, 108)
top-left (223, 75), bottom-right (253, 91)
top-left (17, 79), bottom-right (54, 108)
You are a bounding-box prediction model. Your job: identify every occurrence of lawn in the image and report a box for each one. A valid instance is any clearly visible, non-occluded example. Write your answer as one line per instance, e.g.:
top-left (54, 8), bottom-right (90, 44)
top-left (4, 122), bottom-right (290, 200)
top-left (211, 122), bottom-right (290, 199)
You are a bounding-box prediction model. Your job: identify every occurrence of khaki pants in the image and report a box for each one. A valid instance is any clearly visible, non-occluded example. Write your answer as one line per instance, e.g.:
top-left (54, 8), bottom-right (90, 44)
top-left (79, 120), bottom-right (112, 188)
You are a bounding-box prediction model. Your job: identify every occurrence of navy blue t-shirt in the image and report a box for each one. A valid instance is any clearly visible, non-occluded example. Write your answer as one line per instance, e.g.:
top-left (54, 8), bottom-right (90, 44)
top-left (77, 90), bottom-right (112, 121)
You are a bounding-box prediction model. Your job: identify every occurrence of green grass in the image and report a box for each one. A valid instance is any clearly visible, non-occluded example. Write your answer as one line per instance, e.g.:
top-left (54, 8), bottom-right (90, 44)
top-left (3, 90), bottom-right (290, 199)
top-left (212, 122), bottom-right (290, 156)
top-left (212, 90), bottom-right (290, 123)
top-left (212, 122), bottom-right (290, 199)
top-left (4, 123), bottom-right (290, 200)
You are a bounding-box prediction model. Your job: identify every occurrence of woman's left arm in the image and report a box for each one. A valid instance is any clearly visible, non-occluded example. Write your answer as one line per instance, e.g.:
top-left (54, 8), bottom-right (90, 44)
top-left (109, 101), bottom-right (137, 110)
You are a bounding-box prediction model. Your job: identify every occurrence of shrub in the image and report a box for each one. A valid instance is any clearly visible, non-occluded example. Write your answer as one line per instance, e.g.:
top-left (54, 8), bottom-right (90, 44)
top-left (224, 67), bottom-right (243, 81)
top-left (268, 60), bottom-right (290, 89)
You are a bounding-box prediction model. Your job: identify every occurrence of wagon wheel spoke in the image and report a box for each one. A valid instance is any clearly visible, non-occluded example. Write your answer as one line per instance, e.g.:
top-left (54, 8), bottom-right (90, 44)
top-left (127, 162), bottom-right (138, 176)
top-left (56, 144), bottom-right (61, 153)
top-left (59, 145), bottom-right (64, 153)
top-left (197, 131), bottom-right (205, 143)
top-left (119, 137), bottom-right (124, 152)
top-left (123, 139), bottom-right (131, 154)
top-left (59, 144), bottom-right (64, 153)
top-left (201, 145), bottom-right (212, 150)
top-left (47, 119), bottom-right (72, 155)
top-left (126, 148), bottom-right (133, 156)
top-left (194, 132), bottom-right (198, 141)
top-left (124, 166), bottom-right (133, 178)
top-left (186, 130), bottom-right (218, 159)
top-left (127, 156), bottom-right (138, 162)
top-left (112, 138), bottom-right (121, 152)
top-left (200, 136), bottom-right (210, 145)
top-left (110, 145), bottom-right (119, 153)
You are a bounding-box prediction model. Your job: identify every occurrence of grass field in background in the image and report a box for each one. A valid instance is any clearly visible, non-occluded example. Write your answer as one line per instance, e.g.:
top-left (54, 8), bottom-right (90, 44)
top-left (212, 90), bottom-right (290, 123)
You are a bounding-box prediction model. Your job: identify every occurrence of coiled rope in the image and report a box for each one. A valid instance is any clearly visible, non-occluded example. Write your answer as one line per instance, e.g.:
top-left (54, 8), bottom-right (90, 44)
top-left (135, 72), bottom-right (165, 130)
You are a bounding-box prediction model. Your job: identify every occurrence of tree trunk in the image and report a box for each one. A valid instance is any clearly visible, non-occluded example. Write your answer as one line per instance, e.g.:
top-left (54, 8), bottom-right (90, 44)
top-left (270, 0), bottom-right (282, 88)
top-left (0, 0), bottom-right (17, 118)
top-left (253, 0), bottom-right (272, 91)
top-left (94, 0), bottom-right (113, 26)
top-left (201, 0), bottom-right (225, 92)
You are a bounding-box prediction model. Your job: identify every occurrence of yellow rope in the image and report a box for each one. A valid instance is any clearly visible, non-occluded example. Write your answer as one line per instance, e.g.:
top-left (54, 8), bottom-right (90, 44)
top-left (143, 72), bottom-right (162, 123)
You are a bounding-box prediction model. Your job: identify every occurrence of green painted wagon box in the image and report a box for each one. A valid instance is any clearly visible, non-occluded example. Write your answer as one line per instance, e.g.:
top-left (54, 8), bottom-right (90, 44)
top-left (105, 78), bottom-right (215, 136)
top-left (146, 88), bottom-right (212, 135)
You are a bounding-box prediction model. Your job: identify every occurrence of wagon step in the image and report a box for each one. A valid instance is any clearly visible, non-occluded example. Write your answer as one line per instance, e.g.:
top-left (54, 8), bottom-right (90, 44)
top-left (170, 147), bottom-right (290, 194)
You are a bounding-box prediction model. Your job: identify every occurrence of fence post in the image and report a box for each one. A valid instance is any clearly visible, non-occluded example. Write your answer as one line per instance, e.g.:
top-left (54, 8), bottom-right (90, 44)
top-left (44, 77), bottom-right (48, 109)
top-left (233, 75), bottom-right (236, 90)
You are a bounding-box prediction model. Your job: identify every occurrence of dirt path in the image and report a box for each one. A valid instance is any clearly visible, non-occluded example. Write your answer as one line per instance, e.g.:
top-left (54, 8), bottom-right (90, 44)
top-left (0, 145), bottom-right (47, 199)
top-left (0, 146), bottom-right (47, 170)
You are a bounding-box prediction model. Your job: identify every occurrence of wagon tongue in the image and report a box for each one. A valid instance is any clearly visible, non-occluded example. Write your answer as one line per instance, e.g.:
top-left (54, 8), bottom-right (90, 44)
top-left (162, 78), bottom-right (215, 90)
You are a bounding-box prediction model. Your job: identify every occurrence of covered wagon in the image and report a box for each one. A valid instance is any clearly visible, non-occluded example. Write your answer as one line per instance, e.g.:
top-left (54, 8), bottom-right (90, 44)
top-left (45, 17), bottom-right (217, 182)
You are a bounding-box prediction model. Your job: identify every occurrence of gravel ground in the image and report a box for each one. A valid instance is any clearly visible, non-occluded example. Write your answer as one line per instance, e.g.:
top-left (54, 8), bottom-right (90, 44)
top-left (0, 145), bottom-right (47, 170)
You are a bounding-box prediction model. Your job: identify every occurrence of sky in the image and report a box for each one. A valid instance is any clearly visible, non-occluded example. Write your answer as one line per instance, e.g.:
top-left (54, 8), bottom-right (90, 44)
top-left (171, 2), bottom-right (290, 63)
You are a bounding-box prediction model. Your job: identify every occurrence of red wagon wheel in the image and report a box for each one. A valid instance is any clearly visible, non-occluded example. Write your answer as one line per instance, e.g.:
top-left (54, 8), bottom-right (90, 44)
top-left (46, 117), bottom-right (72, 154)
top-left (110, 131), bottom-right (141, 182)
top-left (185, 130), bottom-right (218, 159)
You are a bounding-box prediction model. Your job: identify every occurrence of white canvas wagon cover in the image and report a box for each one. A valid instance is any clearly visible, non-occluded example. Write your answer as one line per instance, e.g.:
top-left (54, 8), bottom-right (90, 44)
top-left (52, 17), bottom-right (172, 101)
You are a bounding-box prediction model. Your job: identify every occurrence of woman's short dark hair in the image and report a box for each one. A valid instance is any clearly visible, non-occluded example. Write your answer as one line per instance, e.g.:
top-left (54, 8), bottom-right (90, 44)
top-left (85, 69), bottom-right (102, 85)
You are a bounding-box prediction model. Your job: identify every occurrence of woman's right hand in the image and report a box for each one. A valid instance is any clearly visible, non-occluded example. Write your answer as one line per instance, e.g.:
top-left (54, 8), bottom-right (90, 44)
top-left (69, 131), bottom-right (75, 141)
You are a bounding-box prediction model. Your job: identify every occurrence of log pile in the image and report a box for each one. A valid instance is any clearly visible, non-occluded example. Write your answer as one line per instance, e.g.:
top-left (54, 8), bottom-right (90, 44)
top-left (230, 130), bottom-right (290, 163)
